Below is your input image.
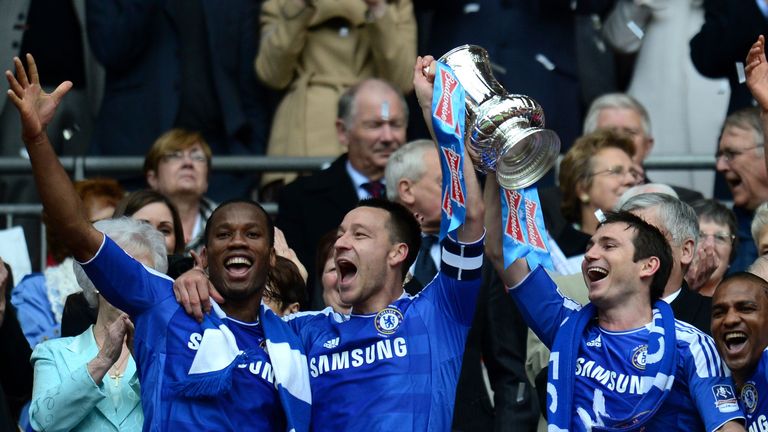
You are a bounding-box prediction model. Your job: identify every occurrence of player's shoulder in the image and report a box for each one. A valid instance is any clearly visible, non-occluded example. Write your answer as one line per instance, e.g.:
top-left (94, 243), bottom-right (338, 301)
top-left (673, 319), bottom-right (728, 375)
top-left (674, 319), bottom-right (715, 348)
top-left (283, 307), bottom-right (347, 325)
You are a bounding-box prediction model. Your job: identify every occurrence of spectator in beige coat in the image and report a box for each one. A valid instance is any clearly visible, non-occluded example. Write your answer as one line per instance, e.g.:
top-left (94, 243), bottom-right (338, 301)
top-left (256, 0), bottom-right (416, 187)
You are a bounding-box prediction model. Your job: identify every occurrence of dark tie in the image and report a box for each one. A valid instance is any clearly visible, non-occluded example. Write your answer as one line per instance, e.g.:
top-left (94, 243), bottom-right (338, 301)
top-left (361, 181), bottom-right (386, 199)
top-left (413, 235), bottom-right (438, 287)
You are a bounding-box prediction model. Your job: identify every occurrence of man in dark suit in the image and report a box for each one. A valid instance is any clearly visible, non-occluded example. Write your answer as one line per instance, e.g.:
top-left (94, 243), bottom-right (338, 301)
top-left (384, 140), bottom-right (538, 431)
top-left (86, 0), bottom-right (271, 200)
top-left (276, 79), bottom-right (408, 309)
top-left (620, 192), bottom-right (713, 334)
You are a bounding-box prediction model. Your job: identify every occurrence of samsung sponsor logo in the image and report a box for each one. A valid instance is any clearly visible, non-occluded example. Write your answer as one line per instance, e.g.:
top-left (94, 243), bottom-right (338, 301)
top-left (574, 357), bottom-right (652, 395)
top-left (310, 337), bottom-right (408, 378)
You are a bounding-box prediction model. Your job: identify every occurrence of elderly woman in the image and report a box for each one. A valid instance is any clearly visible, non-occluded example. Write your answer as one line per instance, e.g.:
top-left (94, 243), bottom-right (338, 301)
top-left (11, 178), bottom-right (124, 348)
top-left (687, 199), bottom-right (738, 296)
top-left (550, 129), bottom-right (640, 258)
top-left (61, 189), bottom-right (189, 338)
top-left (29, 218), bottom-right (167, 431)
top-left (144, 129), bottom-right (216, 253)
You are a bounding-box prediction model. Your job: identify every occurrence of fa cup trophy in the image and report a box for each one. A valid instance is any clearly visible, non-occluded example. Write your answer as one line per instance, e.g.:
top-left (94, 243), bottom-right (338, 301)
top-left (438, 45), bottom-right (560, 189)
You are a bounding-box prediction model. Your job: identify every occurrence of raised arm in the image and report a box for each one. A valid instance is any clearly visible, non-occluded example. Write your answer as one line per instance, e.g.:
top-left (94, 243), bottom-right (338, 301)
top-left (5, 55), bottom-right (103, 261)
top-left (745, 35), bottom-right (768, 175)
top-left (412, 56), bottom-right (484, 243)
top-left (482, 173), bottom-right (530, 288)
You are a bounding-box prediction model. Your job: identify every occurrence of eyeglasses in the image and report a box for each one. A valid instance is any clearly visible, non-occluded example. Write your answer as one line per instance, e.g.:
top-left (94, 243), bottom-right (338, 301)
top-left (162, 150), bottom-right (208, 164)
top-left (715, 144), bottom-right (765, 162)
top-left (699, 231), bottom-right (735, 246)
top-left (589, 165), bottom-right (641, 180)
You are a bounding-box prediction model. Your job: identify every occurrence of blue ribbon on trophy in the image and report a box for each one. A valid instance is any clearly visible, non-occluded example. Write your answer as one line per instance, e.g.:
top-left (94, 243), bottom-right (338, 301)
top-left (498, 186), bottom-right (553, 271)
top-left (430, 61), bottom-right (468, 241)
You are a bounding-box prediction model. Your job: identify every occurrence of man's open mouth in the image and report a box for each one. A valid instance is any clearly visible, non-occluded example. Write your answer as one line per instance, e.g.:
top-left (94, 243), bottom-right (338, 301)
top-left (225, 256), bottom-right (252, 277)
top-left (586, 266), bottom-right (609, 282)
top-left (723, 331), bottom-right (748, 352)
top-left (337, 259), bottom-right (358, 285)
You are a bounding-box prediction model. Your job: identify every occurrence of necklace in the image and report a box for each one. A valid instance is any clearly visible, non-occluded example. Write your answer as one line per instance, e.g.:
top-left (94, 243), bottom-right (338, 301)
top-left (108, 351), bottom-right (130, 387)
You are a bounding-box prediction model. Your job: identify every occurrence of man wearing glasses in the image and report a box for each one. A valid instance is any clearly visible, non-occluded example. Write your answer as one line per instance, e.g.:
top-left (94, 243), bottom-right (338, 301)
top-left (715, 107), bottom-right (768, 272)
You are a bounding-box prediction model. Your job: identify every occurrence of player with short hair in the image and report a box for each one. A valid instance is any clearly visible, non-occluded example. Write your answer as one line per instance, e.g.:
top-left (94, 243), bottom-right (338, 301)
top-left (712, 272), bottom-right (768, 430)
top-left (175, 55), bottom-right (485, 430)
top-left (483, 171), bottom-right (745, 430)
top-left (6, 54), bottom-right (308, 431)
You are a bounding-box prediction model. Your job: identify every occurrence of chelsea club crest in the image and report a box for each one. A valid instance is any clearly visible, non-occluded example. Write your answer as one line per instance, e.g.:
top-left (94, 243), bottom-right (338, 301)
top-left (741, 382), bottom-right (758, 414)
top-left (631, 345), bottom-right (647, 371)
top-left (374, 307), bottom-right (403, 335)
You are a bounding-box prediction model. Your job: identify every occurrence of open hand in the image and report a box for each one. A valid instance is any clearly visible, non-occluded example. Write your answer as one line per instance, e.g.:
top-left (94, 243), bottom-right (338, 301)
top-left (746, 35), bottom-right (768, 111)
top-left (5, 54), bottom-right (72, 143)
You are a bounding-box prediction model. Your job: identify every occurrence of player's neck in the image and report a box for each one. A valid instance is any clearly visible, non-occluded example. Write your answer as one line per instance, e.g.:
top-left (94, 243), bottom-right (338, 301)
top-left (731, 369), bottom-right (753, 392)
top-left (221, 293), bottom-right (262, 323)
top-left (597, 302), bottom-right (653, 332)
top-left (352, 286), bottom-right (404, 315)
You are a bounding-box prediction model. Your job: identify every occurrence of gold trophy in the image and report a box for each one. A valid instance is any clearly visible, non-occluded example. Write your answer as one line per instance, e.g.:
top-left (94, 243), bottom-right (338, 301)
top-left (438, 45), bottom-right (561, 189)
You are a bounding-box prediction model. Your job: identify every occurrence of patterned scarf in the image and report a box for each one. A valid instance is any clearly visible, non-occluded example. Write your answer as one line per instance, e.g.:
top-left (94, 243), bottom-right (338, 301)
top-left (172, 303), bottom-right (310, 432)
top-left (547, 300), bottom-right (677, 431)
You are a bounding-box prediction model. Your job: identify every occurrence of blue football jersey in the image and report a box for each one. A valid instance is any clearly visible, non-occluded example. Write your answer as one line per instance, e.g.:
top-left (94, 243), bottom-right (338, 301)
top-left (285, 235), bottom-right (483, 431)
top-left (82, 236), bottom-right (286, 431)
top-left (511, 266), bottom-right (743, 431)
top-left (741, 348), bottom-right (768, 431)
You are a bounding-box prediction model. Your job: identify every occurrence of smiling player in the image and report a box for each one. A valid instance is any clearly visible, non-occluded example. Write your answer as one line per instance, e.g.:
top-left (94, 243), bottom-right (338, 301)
top-left (482, 168), bottom-right (746, 430)
top-left (5, 54), bottom-right (306, 430)
top-left (712, 272), bottom-right (768, 430)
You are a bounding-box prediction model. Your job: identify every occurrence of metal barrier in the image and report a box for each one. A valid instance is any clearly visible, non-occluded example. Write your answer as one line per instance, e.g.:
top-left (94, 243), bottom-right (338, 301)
top-left (0, 154), bottom-right (717, 271)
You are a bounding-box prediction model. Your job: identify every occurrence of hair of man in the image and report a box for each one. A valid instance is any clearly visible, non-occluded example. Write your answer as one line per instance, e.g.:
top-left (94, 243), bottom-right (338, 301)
top-left (615, 183), bottom-right (678, 210)
top-left (619, 192), bottom-right (699, 251)
top-left (748, 255), bottom-right (768, 282)
top-left (337, 78), bottom-right (409, 129)
top-left (598, 210), bottom-right (673, 302)
top-left (384, 139), bottom-right (435, 200)
top-left (751, 202), bottom-right (768, 246)
top-left (583, 92), bottom-right (653, 137)
top-left (722, 106), bottom-right (765, 146)
top-left (203, 199), bottom-right (275, 248)
top-left (719, 271), bottom-right (768, 300)
top-left (354, 197), bottom-right (422, 280)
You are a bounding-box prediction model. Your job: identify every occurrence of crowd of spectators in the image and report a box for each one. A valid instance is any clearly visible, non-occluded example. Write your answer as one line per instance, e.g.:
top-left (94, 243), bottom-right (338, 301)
top-left (2, 0), bottom-right (768, 431)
